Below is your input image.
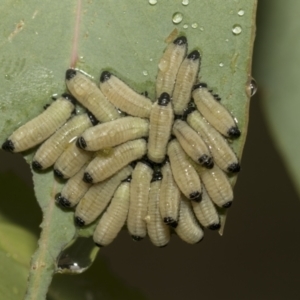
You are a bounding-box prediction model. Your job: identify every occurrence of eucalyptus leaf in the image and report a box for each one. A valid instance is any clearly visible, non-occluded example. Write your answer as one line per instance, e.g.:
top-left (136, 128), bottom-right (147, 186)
top-left (0, 1), bottom-right (257, 299)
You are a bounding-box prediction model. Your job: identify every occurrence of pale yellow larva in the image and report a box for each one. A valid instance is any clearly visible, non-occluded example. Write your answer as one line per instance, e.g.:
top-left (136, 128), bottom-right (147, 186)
top-left (83, 139), bottom-right (147, 184)
top-left (93, 181), bottom-right (130, 247)
top-left (77, 116), bottom-right (149, 151)
top-left (2, 94), bottom-right (75, 153)
top-left (55, 163), bottom-right (92, 208)
top-left (32, 113), bottom-right (95, 171)
top-left (147, 92), bottom-right (174, 163)
top-left (127, 161), bottom-right (153, 241)
top-left (65, 69), bottom-right (120, 122)
top-left (191, 186), bottom-right (220, 230)
top-left (186, 109), bottom-right (240, 173)
top-left (192, 83), bottom-right (241, 138)
top-left (156, 36), bottom-right (187, 97)
top-left (175, 197), bottom-right (204, 244)
top-left (53, 139), bottom-right (94, 179)
top-left (195, 163), bottom-right (233, 208)
top-left (146, 171), bottom-right (171, 247)
top-left (167, 139), bottom-right (202, 202)
top-left (159, 161), bottom-right (181, 228)
top-left (74, 165), bottom-right (132, 227)
top-left (172, 119), bottom-right (213, 168)
top-left (172, 50), bottom-right (201, 115)
top-left (99, 71), bottom-right (153, 118)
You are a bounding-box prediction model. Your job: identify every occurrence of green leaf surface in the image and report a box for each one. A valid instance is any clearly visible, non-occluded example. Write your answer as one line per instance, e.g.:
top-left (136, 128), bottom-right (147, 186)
top-left (0, 1), bottom-right (257, 299)
top-left (254, 1), bottom-right (300, 197)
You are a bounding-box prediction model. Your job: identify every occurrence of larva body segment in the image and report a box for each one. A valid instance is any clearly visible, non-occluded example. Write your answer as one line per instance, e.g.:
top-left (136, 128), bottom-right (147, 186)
top-left (156, 36), bottom-right (187, 97)
top-left (99, 72), bottom-right (153, 118)
top-left (172, 119), bottom-right (213, 168)
top-left (172, 50), bottom-right (201, 115)
top-left (192, 84), bottom-right (241, 138)
top-left (197, 163), bottom-right (233, 208)
top-left (83, 139), bottom-right (147, 184)
top-left (187, 109), bottom-right (240, 173)
top-left (159, 162), bottom-right (181, 228)
top-left (2, 95), bottom-right (75, 153)
top-left (175, 197), bottom-right (204, 244)
top-left (127, 161), bottom-right (153, 241)
top-left (147, 93), bottom-right (174, 163)
top-left (75, 165), bottom-right (132, 226)
top-left (93, 181), bottom-right (130, 247)
top-left (77, 117), bottom-right (149, 151)
top-left (54, 140), bottom-right (94, 179)
top-left (191, 186), bottom-right (220, 230)
top-left (167, 139), bottom-right (202, 202)
top-left (55, 163), bottom-right (92, 208)
top-left (32, 113), bottom-right (93, 170)
top-left (65, 69), bottom-right (120, 122)
top-left (146, 172), bottom-right (171, 247)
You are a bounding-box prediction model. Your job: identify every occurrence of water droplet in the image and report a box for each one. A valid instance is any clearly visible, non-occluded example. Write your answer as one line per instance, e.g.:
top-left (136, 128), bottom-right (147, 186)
top-left (238, 9), bottom-right (245, 16)
top-left (182, 0), bottom-right (189, 5)
top-left (191, 22), bottom-right (198, 29)
top-left (183, 24), bottom-right (188, 29)
top-left (149, 58), bottom-right (153, 62)
top-left (148, 0), bottom-right (157, 5)
top-left (56, 237), bottom-right (99, 274)
top-left (225, 39), bottom-right (229, 42)
top-left (199, 27), bottom-right (204, 31)
top-left (172, 12), bottom-right (183, 24)
top-left (219, 63), bottom-right (224, 67)
top-left (248, 77), bottom-right (258, 97)
top-left (142, 70), bottom-right (148, 76)
top-left (232, 24), bottom-right (242, 35)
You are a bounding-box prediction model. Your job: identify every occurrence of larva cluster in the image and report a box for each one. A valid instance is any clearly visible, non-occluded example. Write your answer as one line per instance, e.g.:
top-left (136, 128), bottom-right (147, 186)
top-left (1, 34), bottom-right (242, 248)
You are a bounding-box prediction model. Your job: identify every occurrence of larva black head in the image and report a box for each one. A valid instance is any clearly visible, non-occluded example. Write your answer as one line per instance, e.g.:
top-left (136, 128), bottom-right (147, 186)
top-left (227, 162), bottom-right (241, 173)
top-left (74, 216), bottom-right (85, 227)
top-left (157, 92), bottom-right (170, 106)
top-left (222, 201), bottom-right (233, 208)
top-left (151, 170), bottom-right (163, 182)
top-left (198, 155), bottom-right (214, 169)
top-left (76, 137), bottom-right (87, 149)
top-left (100, 71), bottom-right (111, 83)
top-left (83, 172), bottom-right (93, 183)
top-left (32, 161), bottom-right (43, 171)
top-left (122, 175), bottom-right (132, 182)
top-left (2, 139), bottom-right (14, 152)
top-left (43, 104), bottom-right (50, 110)
top-left (61, 93), bottom-right (77, 105)
top-left (228, 126), bottom-right (241, 138)
top-left (132, 235), bottom-right (143, 242)
top-left (94, 243), bottom-right (103, 248)
top-left (65, 69), bottom-right (77, 80)
top-left (163, 217), bottom-right (178, 228)
top-left (173, 36), bottom-right (187, 45)
top-left (193, 82), bottom-right (208, 91)
top-left (189, 191), bottom-right (202, 202)
top-left (54, 168), bottom-right (64, 179)
top-left (182, 103), bottom-right (197, 119)
top-left (140, 158), bottom-right (153, 168)
top-left (55, 193), bottom-right (71, 208)
top-left (208, 222), bottom-right (221, 230)
top-left (187, 50), bottom-right (200, 61)
top-left (87, 111), bottom-right (99, 126)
